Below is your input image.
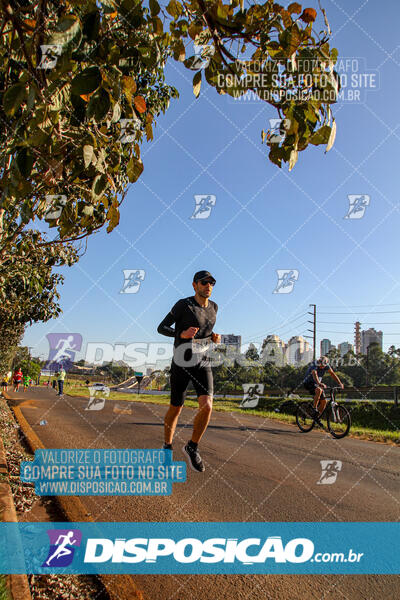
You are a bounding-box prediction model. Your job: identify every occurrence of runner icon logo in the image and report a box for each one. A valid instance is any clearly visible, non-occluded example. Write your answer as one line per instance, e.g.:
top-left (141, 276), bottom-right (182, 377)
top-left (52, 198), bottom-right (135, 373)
top-left (190, 195), bottom-right (216, 219)
top-left (45, 333), bottom-right (82, 372)
top-left (344, 195), bottom-right (370, 219)
top-left (85, 384), bottom-right (110, 411)
top-left (120, 269), bottom-right (145, 294)
top-left (273, 270), bottom-right (299, 294)
top-left (44, 195), bottom-right (67, 221)
top-left (240, 383), bottom-right (264, 409)
top-left (42, 529), bottom-right (82, 567)
top-left (317, 460), bottom-right (342, 485)
top-left (119, 118), bottom-right (141, 143)
top-left (37, 45), bottom-right (62, 69)
top-left (267, 118), bottom-right (291, 144)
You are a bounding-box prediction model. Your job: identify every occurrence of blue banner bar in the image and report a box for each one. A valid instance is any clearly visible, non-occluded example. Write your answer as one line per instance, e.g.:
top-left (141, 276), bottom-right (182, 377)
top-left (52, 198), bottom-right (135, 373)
top-left (0, 523), bottom-right (398, 574)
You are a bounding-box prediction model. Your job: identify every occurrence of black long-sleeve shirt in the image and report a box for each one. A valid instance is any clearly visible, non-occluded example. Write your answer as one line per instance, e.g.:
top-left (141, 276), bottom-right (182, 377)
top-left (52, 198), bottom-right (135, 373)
top-left (157, 296), bottom-right (218, 350)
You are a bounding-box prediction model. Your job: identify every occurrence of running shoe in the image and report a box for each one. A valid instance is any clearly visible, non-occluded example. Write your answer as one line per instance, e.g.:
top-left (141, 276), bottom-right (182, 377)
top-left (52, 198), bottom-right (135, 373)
top-left (183, 444), bottom-right (205, 473)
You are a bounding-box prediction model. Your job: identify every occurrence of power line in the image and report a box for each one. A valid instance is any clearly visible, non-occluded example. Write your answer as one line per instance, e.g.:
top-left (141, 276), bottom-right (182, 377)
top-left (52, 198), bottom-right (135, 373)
top-left (319, 311), bottom-right (400, 315)
top-left (318, 330), bottom-right (400, 336)
top-left (318, 321), bottom-right (400, 325)
top-left (318, 303), bottom-right (400, 308)
top-left (245, 311), bottom-right (308, 342)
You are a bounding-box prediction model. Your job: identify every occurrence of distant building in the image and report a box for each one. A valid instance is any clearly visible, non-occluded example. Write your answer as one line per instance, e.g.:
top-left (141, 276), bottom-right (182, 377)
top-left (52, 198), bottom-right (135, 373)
top-left (320, 339), bottom-right (332, 356)
top-left (338, 342), bottom-right (354, 357)
top-left (287, 336), bottom-right (312, 366)
top-left (354, 321), bottom-right (361, 355)
top-left (361, 328), bottom-right (383, 354)
top-left (221, 334), bottom-right (241, 352)
top-left (261, 335), bottom-right (287, 366)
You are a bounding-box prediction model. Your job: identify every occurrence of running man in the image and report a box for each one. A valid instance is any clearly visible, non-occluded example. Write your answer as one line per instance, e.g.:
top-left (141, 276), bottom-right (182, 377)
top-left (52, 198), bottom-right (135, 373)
top-left (303, 356), bottom-right (344, 420)
top-left (13, 368), bottom-right (23, 392)
top-left (23, 374), bottom-right (30, 392)
top-left (157, 270), bottom-right (221, 472)
top-left (45, 531), bottom-right (77, 566)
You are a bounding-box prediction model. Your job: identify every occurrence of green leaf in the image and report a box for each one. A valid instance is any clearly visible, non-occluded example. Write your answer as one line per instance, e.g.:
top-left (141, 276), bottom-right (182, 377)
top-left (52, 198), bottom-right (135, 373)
top-left (3, 83), bottom-right (26, 116)
top-left (193, 71), bottom-right (201, 98)
top-left (288, 149), bottom-right (298, 171)
top-left (325, 119), bottom-right (336, 152)
top-left (122, 76), bottom-right (137, 103)
top-left (87, 88), bottom-right (111, 121)
top-left (16, 148), bottom-right (34, 178)
top-left (173, 40), bottom-right (186, 62)
top-left (82, 205), bottom-right (94, 216)
top-left (166, 0), bottom-right (182, 18)
top-left (309, 125), bottom-right (331, 146)
top-left (83, 11), bottom-right (101, 41)
top-left (268, 146), bottom-right (283, 168)
top-left (106, 203), bottom-right (120, 233)
top-left (83, 145), bottom-right (94, 168)
top-left (150, 0), bottom-right (160, 16)
top-left (287, 2), bottom-right (302, 14)
top-left (101, 0), bottom-right (117, 14)
top-left (71, 66), bottom-right (102, 95)
top-left (91, 173), bottom-right (108, 198)
top-left (49, 15), bottom-right (82, 47)
top-left (127, 157), bottom-right (144, 182)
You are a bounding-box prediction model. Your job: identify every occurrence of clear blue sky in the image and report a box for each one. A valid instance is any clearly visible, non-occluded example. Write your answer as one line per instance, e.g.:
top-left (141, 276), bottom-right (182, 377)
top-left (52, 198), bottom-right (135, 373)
top-left (24, 0), bottom-right (400, 364)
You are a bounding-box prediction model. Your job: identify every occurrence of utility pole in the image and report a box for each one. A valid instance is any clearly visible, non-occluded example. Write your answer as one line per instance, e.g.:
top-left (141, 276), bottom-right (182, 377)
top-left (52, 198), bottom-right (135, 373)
top-left (307, 304), bottom-right (317, 360)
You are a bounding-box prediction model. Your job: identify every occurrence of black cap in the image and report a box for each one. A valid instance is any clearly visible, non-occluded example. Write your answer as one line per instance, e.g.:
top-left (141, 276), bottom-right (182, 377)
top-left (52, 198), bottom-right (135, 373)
top-left (193, 270), bottom-right (216, 284)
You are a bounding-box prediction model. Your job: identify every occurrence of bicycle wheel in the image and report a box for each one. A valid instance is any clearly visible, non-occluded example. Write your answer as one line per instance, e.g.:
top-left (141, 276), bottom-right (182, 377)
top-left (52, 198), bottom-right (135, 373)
top-left (327, 404), bottom-right (351, 439)
top-left (296, 402), bottom-right (315, 433)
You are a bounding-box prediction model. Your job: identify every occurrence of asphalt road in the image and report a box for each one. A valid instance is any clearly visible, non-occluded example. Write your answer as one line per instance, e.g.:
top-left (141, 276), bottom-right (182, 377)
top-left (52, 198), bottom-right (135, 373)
top-left (7, 386), bottom-right (400, 600)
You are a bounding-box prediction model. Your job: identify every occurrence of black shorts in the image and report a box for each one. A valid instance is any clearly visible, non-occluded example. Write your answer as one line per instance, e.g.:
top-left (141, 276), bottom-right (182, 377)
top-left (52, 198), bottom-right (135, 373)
top-left (304, 381), bottom-right (325, 397)
top-left (170, 360), bottom-right (213, 407)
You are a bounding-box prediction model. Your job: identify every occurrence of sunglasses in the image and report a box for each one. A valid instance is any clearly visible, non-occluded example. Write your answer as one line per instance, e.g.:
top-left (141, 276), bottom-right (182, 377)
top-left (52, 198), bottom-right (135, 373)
top-left (199, 279), bottom-right (215, 286)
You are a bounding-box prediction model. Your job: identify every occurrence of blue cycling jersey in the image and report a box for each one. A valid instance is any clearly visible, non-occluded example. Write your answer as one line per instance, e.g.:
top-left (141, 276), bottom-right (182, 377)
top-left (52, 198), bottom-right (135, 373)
top-left (303, 361), bottom-right (330, 384)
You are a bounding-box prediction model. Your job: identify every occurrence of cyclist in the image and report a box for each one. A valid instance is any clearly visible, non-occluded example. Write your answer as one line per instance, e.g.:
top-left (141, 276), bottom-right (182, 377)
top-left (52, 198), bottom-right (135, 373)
top-left (303, 356), bottom-right (344, 421)
top-left (157, 270), bottom-right (221, 473)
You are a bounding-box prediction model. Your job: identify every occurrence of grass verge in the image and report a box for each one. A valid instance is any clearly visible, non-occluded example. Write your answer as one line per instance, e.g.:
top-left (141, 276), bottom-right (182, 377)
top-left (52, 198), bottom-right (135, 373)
top-left (63, 384), bottom-right (400, 445)
top-left (0, 576), bottom-right (10, 600)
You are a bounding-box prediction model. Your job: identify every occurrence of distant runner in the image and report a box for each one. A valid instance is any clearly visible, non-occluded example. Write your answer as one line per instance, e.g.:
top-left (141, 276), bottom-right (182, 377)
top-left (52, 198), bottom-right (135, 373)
top-left (157, 270), bottom-right (221, 473)
top-left (1, 372), bottom-right (10, 393)
top-left (13, 368), bottom-right (23, 392)
top-left (303, 356), bottom-right (344, 420)
top-left (23, 374), bottom-right (30, 392)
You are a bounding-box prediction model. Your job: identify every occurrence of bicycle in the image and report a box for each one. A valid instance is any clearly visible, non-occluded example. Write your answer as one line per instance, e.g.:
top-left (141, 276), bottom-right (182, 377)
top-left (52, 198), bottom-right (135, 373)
top-left (295, 387), bottom-right (351, 439)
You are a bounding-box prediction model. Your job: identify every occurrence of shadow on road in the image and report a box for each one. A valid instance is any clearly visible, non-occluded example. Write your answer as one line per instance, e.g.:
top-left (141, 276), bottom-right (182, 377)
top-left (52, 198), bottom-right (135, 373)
top-left (131, 421), bottom-right (298, 435)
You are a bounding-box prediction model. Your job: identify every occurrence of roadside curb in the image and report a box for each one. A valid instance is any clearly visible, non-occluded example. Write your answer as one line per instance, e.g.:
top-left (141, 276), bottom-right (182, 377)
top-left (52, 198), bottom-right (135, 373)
top-left (0, 398), bottom-right (32, 600)
top-left (3, 393), bottom-right (145, 600)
